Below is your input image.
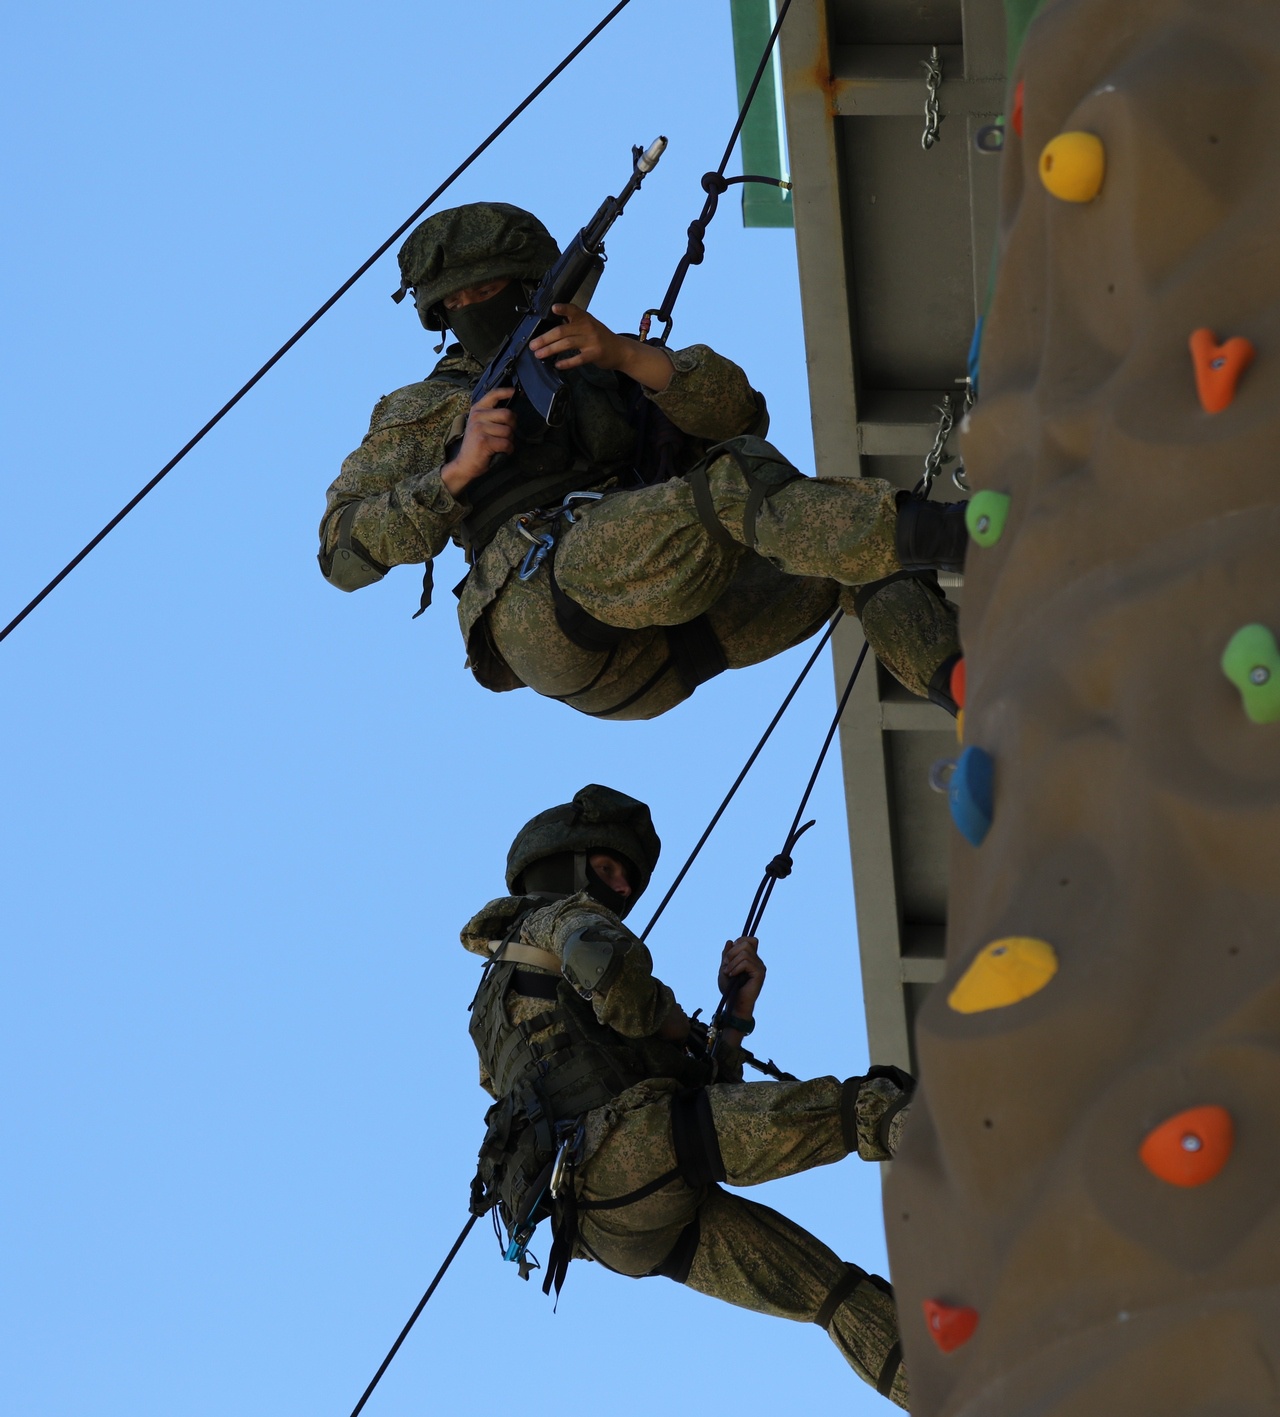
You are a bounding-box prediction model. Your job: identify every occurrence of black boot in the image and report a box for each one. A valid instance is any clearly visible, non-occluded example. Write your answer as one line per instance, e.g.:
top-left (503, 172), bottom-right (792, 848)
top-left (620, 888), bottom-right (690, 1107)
top-left (895, 492), bottom-right (968, 574)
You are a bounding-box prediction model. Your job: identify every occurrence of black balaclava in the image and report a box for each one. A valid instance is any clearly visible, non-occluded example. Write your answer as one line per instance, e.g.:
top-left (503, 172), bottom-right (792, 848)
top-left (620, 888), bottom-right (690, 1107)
top-left (428, 282), bottom-right (528, 363)
top-left (517, 850), bottom-right (637, 919)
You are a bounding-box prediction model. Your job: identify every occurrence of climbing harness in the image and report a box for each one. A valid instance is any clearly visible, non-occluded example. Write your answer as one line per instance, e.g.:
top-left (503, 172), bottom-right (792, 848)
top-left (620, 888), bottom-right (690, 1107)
top-left (0, 0), bottom-right (637, 646)
top-left (921, 46), bottom-right (943, 150)
top-left (639, 0), bottom-right (795, 345)
top-left (515, 492), bottom-right (604, 580)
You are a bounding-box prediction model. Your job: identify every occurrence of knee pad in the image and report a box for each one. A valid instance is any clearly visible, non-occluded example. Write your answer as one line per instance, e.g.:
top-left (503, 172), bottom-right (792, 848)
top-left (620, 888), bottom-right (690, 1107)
top-left (841, 1066), bottom-right (917, 1161)
top-left (686, 436), bottom-right (804, 551)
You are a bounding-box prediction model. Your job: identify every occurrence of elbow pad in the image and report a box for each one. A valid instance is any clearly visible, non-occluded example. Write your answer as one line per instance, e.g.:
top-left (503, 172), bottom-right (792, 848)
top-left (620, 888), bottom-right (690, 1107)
top-left (561, 923), bottom-right (628, 997)
top-left (318, 503), bottom-right (390, 591)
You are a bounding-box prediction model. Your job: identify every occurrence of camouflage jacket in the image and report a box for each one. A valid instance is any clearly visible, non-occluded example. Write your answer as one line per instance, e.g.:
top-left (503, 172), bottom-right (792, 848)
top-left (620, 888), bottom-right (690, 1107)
top-left (320, 342), bottom-right (766, 690)
top-left (460, 891), bottom-right (744, 1099)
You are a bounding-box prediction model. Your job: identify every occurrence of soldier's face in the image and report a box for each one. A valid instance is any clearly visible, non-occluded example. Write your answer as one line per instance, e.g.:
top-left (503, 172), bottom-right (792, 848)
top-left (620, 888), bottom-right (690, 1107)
top-left (443, 278), bottom-right (512, 310)
top-left (588, 852), bottom-right (632, 902)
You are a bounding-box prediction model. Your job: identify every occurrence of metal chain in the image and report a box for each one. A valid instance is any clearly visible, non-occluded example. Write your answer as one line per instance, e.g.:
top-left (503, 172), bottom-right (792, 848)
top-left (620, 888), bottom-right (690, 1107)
top-left (921, 45), bottom-right (943, 150)
top-left (914, 379), bottom-right (974, 499)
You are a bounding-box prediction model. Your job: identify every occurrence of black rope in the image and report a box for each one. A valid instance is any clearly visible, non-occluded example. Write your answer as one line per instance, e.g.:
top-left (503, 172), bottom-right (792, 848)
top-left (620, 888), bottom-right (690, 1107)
top-left (639, 611), bottom-right (841, 942)
top-left (707, 636), bottom-right (870, 1070)
top-left (641, 0), bottom-right (794, 342)
top-left (0, 0), bottom-right (635, 647)
top-left (741, 638), bottom-right (869, 940)
top-left (346, 1212), bottom-right (479, 1417)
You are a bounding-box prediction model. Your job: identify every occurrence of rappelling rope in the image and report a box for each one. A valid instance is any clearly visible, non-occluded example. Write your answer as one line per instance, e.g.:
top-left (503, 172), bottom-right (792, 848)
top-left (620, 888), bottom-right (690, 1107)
top-left (344, 1213), bottom-right (480, 1417)
top-left (640, 0), bottom-right (794, 344)
top-left (639, 611), bottom-right (841, 941)
top-left (706, 638), bottom-right (871, 1080)
top-left (0, 0), bottom-right (636, 646)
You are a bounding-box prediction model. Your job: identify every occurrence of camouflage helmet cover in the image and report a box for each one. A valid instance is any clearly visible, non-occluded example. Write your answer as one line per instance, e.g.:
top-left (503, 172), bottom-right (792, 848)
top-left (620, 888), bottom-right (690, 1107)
top-left (395, 202), bottom-right (560, 328)
top-left (506, 784), bottom-right (661, 901)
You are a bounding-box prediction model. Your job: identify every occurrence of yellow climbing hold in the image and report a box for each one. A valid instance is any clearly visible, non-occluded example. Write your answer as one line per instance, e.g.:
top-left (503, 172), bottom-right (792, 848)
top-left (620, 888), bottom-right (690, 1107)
top-left (948, 937), bottom-right (1059, 1014)
top-left (956, 708), bottom-right (965, 742)
top-left (1039, 131), bottom-right (1106, 202)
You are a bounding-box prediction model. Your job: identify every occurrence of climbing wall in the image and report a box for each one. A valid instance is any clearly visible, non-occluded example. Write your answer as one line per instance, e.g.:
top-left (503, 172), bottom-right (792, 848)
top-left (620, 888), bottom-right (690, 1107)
top-left (883, 1), bottom-right (1280, 1412)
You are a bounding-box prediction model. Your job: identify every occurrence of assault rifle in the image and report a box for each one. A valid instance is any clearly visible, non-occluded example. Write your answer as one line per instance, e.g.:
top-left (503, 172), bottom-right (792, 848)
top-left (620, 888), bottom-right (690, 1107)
top-left (469, 135), bottom-right (668, 427)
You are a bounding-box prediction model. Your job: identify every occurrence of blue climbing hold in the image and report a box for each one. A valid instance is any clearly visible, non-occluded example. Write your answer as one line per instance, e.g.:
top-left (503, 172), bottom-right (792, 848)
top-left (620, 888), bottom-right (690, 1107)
top-left (967, 317), bottom-right (985, 394)
top-left (949, 746), bottom-right (995, 846)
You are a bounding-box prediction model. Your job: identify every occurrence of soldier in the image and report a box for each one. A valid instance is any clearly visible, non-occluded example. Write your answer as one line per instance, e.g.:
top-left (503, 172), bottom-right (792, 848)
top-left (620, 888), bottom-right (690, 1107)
top-left (465, 783), bottom-right (913, 1407)
top-left (319, 202), bottom-right (968, 721)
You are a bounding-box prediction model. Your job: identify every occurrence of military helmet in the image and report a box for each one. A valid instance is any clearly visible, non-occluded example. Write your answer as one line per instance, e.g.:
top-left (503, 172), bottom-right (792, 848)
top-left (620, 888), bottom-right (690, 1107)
top-left (506, 784), bottom-right (661, 909)
top-left (394, 202), bottom-right (560, 329)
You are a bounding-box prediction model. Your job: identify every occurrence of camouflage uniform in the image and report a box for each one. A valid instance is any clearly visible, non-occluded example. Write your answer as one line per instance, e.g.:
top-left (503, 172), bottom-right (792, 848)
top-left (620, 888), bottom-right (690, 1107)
top-left (463, 888), bottom-right (911, 1407)
top-left (322, 340), bottom-right (959, 719)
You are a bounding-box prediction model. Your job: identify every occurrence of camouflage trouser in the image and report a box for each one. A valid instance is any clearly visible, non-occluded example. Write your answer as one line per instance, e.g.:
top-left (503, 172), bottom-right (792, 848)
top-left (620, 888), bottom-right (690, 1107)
top-left (486, 439), bottom-right (960, 720)
top-left (573, 1075), bottom-right (910, 1408)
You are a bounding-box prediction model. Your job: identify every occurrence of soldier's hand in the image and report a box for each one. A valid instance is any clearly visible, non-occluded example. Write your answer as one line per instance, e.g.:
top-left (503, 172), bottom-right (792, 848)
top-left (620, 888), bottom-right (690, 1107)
top-left (443, 387), bottom-right (516, 494)
top-left (718, 935), bottom-right (766, 1016)
top-left (530, 304), bottom-right (673, 393)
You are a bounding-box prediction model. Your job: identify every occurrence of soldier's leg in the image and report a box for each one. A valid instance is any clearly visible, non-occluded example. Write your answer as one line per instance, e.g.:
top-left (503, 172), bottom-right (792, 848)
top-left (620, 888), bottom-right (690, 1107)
top-left (843, 571), bottom-right (963, 711)
top-left (575, 1071), bottom-right (912, 1272)
top-left (682, 1187), bottom-right (909, 1408)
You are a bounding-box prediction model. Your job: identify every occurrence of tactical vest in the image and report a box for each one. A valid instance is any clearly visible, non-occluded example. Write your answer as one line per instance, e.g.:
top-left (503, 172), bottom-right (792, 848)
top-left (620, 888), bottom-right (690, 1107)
top-left (468, 930), bottom-right (711, 1234)
top-left (455, 364), bottom-right (652, 556)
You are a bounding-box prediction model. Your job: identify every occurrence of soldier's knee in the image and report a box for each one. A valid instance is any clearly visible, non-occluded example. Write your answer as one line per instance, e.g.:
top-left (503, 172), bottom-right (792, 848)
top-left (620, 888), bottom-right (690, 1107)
top-left (841, 1066), bottom-right (916, 1161)
top-left (685, 437), bottom-right (805, 552)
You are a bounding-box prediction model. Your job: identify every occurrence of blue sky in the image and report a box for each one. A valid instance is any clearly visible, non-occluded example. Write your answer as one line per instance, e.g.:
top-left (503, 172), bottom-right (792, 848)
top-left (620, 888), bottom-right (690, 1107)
top-left (2, 4), bottom-right (892, 1413)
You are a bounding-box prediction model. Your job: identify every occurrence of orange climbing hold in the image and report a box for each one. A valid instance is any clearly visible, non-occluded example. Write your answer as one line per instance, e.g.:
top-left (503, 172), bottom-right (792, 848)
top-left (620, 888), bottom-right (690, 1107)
top-left (1189, 328), bottom-right (1255, 414)
top-left (1139, 1105), bottom-right (1234, 1188)
top-left (923, 1299), bottom-right (979, 1353)
top-left (950, 656), bottom-right (967, 710)
top-left (1011, 80), bottom-right (1025, 138)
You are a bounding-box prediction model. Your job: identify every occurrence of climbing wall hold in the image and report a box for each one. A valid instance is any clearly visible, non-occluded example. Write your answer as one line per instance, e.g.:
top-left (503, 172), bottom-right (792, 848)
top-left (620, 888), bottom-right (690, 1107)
top-left (923, 1299), bottom-right (980, 1353)
top-left (949, 746), bottom-right (995, 846)
top-left (950, 657), bottom-right (967, 710)
top-left (966, 490), bottom-right (1010, 547)
top-left (1139, 1105), bottom-right (1234, 1187)
top-left (956, 710), bottom-right (965, 743)
top-left (1012, 80), bottom-right (1025, 138)
top-left (1221, 624), bottom-right (1280, 724)
top-left (949, 936), bottom-right (1058, 1014)
top-left (1038, 131), bottom-right (1106, 202)
top-left (1189, 328), bottom-right (1256, 414)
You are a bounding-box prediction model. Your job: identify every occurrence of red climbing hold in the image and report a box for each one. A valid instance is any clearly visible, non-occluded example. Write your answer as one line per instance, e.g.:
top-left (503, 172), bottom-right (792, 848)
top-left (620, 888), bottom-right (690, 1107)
top-left (1189, 328), bottom-right (1255, 414)
top-left (1139, 1105), bottom-right (1234, 1187)
top-left (950, 656), bottom-right (966, 710)
top-left (923, 1299), bottom-right (980, 1353)
top-left (1012, 80), bottom-right (1025, 138)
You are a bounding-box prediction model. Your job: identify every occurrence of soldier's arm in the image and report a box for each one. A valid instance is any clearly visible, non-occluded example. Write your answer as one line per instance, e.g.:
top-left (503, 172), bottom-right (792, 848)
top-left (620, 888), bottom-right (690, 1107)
top-left (646, 343), bottom-right (769, 441)
top-left (317, 377), bottom-right (473, 592)
top-left (526, 308), bottom-right (766, 442)
top-left (544, 900), bottom-right (690, 1041)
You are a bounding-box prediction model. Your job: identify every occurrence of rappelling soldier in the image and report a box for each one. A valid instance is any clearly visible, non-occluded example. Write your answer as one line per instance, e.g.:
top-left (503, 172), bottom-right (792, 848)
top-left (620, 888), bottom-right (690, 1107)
top-left (318, 202), bottom-right (968, 720)
top-left (464, 783), bottom-right (913, 1407)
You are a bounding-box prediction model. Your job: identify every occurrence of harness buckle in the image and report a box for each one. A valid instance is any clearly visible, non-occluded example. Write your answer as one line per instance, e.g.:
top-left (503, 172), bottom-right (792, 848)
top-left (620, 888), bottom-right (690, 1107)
top-left (549, 1119), bottom-right (585, 1200)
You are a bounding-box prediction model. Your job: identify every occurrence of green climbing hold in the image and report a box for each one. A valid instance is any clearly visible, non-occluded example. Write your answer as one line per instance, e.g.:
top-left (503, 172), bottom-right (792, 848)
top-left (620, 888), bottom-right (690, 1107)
top-left (1222, 624), bottom-right (1280, 724)
top-left (966, 491), bottom-right (1011, 548)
